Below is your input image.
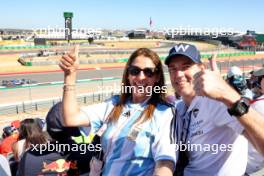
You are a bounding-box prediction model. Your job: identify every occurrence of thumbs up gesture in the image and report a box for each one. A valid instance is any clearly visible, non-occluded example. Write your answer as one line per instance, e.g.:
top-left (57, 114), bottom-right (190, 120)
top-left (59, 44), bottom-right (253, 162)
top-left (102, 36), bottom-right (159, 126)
top-left (193, 54), bottom-right (239, 104)
top-left (59, 45), bottom-right (80, 76)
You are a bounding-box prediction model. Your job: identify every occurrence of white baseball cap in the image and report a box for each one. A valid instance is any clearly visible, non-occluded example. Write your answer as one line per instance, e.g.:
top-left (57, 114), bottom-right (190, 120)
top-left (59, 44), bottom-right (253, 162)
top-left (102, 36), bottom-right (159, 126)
top-left (227, 66), bottom-right (242, 78)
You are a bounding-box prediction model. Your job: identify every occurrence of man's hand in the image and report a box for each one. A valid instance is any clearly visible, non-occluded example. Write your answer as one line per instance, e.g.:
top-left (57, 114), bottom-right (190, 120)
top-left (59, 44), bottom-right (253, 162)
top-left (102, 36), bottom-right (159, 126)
top-left (193, 58), bottom-right (240, 107)
top-left (193, 69), bottom-right (228, 99)
top-left (59, 45), bottom-right (80, 76)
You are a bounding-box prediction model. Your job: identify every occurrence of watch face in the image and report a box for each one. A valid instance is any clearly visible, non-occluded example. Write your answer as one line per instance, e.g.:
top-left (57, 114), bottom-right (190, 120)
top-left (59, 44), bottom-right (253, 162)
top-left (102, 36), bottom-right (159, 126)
top-left (228, 98), bottom-right (250, 117)
top-left (237, 99), bottom-right (250, 116)
top-left (237, 103), bottom-right (247, 114)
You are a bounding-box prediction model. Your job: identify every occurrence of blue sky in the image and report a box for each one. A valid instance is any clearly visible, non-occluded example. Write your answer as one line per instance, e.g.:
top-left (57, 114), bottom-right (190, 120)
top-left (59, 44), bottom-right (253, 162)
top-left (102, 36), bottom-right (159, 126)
top-left (1, 0), bottom-right (263, 32)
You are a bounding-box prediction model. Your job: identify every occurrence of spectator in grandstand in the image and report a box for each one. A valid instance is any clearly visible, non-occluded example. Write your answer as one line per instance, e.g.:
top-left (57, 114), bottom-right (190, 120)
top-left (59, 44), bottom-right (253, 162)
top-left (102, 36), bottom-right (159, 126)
top-left (17, 105), bottom-right (89, 176)
top-left (226, 66), bottom-right (254, 100)
top-left (17, 143), bottom-right (68, 176)
top-left (10, 120), bottom-right (20, 130)
top-left (247, 71), bottom-right (256, 89)
top-left (12, 118), bottom-right (49, 161)
top-left (45, 102), bottom-right (91, 175)
top-left (165, 43), bottom-right (264, 175)
top-left (248, 70), bottom-right (263, 99)
top-left (0, 120), bottom-right (20, 157)
top-left (0, 154), bottom-right (11, 176)
top-left (59, 46), bottom-right (176, 175)
top-left (245, 68), bottom-right (264, 174)
top-left (247, 70), bottom-right (262, 99)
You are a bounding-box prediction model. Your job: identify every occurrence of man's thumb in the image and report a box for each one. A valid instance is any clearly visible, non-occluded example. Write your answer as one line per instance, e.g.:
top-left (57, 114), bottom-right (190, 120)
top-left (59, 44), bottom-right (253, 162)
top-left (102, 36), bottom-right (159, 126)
top-left (209, 53), bottom-right (219, 73)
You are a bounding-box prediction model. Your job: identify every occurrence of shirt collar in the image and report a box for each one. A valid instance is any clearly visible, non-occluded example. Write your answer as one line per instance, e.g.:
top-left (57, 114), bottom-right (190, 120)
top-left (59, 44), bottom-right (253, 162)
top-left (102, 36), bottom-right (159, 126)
top-left (187, 96), bottom-right (200, 113)
top-left (176, 96), bottom-right (201, 117)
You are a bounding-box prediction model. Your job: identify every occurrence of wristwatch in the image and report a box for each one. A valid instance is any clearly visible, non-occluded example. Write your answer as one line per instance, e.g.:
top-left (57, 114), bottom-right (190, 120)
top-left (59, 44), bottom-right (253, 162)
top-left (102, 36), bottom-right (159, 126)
top-left (227, 97), bottom-right (250, 117)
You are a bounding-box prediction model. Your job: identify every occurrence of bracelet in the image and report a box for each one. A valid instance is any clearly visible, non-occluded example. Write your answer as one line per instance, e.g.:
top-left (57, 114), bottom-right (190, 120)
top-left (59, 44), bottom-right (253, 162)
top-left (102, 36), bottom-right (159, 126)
top-left (63, 84), bottom-right (76, 91)
top-left (63, 84), bottom-right (75, 86)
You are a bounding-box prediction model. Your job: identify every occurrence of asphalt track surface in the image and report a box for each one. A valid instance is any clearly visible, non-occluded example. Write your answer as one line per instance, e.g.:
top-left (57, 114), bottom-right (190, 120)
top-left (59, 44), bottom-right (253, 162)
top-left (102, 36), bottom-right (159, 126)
top-left (0, 58), bottom-right (262, 83)
top-left (0, 68), bottom-right (124, 83)
top-left (0, 58), bottom-right (263, 106)
top-left (0, 67), bottom-right (124, 105)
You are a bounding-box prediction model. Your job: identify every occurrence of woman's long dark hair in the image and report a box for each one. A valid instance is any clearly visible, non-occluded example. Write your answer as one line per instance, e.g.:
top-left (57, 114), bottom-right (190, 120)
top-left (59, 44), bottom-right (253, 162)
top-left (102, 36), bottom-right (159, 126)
top-left (109, 48), bottom-right (167, 122)
top-left (18, 118), bottom-right (49, 148)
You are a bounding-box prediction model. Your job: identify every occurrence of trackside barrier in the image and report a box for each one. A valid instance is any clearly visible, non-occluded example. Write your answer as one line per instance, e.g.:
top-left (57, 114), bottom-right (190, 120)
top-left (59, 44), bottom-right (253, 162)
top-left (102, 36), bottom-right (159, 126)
top-left (0, 91), bottom-right (118, 115)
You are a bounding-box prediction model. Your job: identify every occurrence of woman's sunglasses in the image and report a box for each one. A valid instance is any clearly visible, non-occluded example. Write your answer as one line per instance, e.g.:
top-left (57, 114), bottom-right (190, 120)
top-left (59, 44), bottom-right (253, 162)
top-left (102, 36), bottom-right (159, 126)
top-left (128, 66), bottom-right (158, 78)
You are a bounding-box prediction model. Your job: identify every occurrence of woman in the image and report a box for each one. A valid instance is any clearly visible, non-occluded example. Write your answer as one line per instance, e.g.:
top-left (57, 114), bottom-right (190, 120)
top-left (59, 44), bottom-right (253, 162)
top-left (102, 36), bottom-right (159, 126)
top-left (12, 118), bottom-right (49, 161)
top-left (59, 47), bottom-right (176, 176)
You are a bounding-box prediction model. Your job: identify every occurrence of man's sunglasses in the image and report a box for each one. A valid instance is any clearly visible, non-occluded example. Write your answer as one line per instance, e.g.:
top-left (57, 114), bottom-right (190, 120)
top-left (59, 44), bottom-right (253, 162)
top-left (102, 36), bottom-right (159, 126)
top-left (128, 66), bottom-right (158, 77)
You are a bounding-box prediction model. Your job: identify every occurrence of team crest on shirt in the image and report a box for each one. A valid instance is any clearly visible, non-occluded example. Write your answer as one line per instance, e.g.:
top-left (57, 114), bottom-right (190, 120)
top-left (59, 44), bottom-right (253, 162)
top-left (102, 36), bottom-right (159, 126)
top-left (192, 108), bottom-right (199, 118)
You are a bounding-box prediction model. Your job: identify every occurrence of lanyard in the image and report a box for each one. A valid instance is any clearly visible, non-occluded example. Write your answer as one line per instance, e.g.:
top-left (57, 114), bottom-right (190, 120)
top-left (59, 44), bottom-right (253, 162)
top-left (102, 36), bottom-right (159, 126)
top-left (174, 105), bottom-right (192, 144)
top-left (180, 111), bottom-right (192, 143)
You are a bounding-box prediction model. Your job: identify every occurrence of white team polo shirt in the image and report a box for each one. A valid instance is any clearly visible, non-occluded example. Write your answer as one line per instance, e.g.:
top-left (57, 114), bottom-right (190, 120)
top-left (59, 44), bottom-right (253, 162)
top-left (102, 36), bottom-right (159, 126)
top-left (174, 96), bottom-right (248, 176)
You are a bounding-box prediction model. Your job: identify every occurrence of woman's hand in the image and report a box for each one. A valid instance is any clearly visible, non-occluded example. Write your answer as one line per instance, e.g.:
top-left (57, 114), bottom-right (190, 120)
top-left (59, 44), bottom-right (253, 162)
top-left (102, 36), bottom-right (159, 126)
top-left (59, 45), bottom-right (79, 76)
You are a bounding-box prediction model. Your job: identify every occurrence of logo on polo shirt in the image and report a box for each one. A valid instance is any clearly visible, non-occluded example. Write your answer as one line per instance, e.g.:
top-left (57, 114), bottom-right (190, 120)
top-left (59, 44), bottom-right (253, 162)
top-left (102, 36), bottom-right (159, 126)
top-left (192, 108), bottom-right (199, 118)
top-left (190, 108), bottom-right (203, 138)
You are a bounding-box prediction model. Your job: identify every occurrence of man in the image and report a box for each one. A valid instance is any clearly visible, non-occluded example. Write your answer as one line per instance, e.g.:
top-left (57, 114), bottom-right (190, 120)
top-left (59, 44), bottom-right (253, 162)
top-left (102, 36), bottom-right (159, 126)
top-left (165, 43), bottom-right (264, 175)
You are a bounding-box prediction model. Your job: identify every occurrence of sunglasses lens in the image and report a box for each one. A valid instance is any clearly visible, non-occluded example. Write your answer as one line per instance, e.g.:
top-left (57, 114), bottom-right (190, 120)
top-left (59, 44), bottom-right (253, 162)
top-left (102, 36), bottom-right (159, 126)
top-left (143, 68), bottom-right (155, 77)
top-left (128, 67), bottom-right (141, 76)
